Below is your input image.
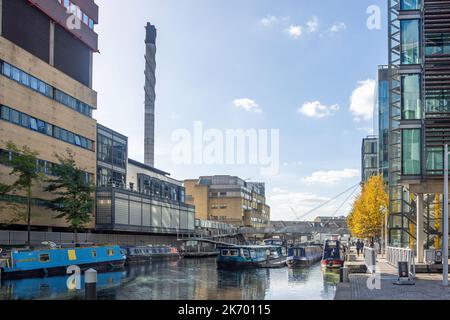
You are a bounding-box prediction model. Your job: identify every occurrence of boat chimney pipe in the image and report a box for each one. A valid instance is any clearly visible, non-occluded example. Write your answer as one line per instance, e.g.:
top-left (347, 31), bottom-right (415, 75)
top-left (84, 268), bottom-right (97, 300)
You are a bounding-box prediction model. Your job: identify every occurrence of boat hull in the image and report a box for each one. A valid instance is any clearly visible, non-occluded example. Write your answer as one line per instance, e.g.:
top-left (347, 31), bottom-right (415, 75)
top-left (217, 260), bottom-right (263, 270)
top-left (125, 254), bottom-right (180, 265)
top-left (1, 259), bottom-right (125, 280)
top-left (287, 257), bottom-right (320, 268)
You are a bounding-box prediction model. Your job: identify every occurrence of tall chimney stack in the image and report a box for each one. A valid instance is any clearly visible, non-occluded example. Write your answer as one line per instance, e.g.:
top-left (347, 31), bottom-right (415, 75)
top-left (144, 23), bottom-right (157, 167)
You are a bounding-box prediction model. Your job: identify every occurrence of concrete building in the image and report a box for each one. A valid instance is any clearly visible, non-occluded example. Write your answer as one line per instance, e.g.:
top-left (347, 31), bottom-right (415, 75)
top-left (361, 136), bottom-right (379, 183)
top-left (184, 176), bottom-right (270, 228)
top-left (388, 0), bottom-right (450, 260)
top-left (144, 23), bottom-right (156, 167)
top-left (0, 0), bottom-right (99, 231)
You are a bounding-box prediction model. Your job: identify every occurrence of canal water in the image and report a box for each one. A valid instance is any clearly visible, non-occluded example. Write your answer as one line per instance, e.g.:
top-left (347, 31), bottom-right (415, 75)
top-left (0, 258), bottom-right (339, 300)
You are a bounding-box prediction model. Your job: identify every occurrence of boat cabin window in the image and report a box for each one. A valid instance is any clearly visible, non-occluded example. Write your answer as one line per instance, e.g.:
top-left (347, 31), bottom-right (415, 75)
top-left (241, 249), bottom-right (250, 258)
top-left (39, 254), bottom-right (50, 263)
top-left (107, 249), bottom-right (115, 256)
top-left (222, 249), bottom-right (238, 257)
top-left (68, 249), bottom-right (77, 261)
top-left (92, 250), bottom-right (97, 257)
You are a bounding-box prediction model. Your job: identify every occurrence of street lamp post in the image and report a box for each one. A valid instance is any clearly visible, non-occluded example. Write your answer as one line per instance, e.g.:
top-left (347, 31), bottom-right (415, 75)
top-left (444, 144), bottom-right (449, 286)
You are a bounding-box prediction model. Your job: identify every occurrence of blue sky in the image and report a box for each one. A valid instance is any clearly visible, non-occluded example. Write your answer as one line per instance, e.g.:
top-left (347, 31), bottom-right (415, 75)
top-left (93, 0), bottom-right (388, 221)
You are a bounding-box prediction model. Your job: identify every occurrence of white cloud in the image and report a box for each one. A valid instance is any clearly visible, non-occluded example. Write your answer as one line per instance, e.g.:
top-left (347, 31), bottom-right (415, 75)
top-left (233, 98), bottom-right (262, 113)
top-left (306, 16), bottom-right (319, 32)
top-left (299, 101), bottom-right (339, 118)
top-left (301, 169), bottom-right (360, 185)
top-left (269, 191), bottom-right (332, 221)
top-left (260, 15), bottom-right (278, 27)
top-left (286, 25), bottom-right (303, 39)
top-left (349, 79), bottom-right (376, 121)
top-left (329, 22), bottom-right (347, 33)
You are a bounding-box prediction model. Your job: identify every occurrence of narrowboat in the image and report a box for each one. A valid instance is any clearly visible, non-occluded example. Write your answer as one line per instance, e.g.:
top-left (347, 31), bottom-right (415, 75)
top-left (320, 240), bottom-right (345, 269)
top-left (0, 245), bottom-right (126, 280)
top-left (121, 245), bottom-right (180, 264)
top-left (217, 245), bottom-right (287, 269)
top-left (286, 245), bottom-right (322, 268)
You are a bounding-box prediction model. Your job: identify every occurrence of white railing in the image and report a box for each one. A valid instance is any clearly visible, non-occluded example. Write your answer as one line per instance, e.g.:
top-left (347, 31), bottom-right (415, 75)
top-left (364, 247), bottom-right (377, 274)
top-left (387, 246), bottom-right (416, 279)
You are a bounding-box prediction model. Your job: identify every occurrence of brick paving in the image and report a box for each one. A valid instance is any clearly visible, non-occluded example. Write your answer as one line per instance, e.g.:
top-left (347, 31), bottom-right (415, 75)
top-left (335, 253), bottom-right (450, 300)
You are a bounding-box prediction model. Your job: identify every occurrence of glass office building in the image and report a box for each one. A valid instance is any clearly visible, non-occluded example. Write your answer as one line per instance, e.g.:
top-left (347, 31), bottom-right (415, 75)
top-left (388, 0), bottom-right (449, 253)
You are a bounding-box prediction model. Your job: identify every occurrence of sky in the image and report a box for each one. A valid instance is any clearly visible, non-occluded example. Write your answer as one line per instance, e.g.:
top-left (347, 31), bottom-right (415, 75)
top-left (93, 0), bottom-right (388, 222)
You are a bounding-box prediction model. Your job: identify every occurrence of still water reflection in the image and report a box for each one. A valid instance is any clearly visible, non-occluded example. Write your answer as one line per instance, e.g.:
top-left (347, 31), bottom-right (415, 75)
top-left (0, 258), bottom-right (339, 300)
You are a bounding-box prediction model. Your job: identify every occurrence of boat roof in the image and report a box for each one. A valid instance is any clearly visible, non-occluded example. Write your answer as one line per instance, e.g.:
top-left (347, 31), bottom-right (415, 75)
top-left (217, 245), bottom-right (281, 250)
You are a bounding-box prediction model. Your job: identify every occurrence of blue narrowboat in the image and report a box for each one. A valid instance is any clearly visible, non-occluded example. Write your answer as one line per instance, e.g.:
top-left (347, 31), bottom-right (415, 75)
top-left (121, 245), bottom-right (180, 264)
top-left (287, 245), bottom-right (322, 268)
top-left (217, 245), bottom-right (287, 269)
top-left (321, 240), bottom-right (345, 269)
top-left (0, 245), bottom-right (126, 280)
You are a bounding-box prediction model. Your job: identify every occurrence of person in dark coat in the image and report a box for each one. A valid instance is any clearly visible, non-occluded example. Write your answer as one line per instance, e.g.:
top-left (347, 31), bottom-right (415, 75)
top-left (356, 240), bottom-right (361, 256)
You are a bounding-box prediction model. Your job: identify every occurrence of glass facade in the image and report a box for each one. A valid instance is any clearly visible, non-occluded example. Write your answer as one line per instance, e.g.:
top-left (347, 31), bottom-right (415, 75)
top-left (426, 147), bottom-right (444, 175)
top-left (400, 0), bottom-right (421, 10)
top-left (401, 19), bottom-right (420, 65)
top-left (401, 74), bottom-right (421, 119)
top-left (402, 129), bottom-right (421, 175)
top-left (96, 125), bottom-right (127, 188)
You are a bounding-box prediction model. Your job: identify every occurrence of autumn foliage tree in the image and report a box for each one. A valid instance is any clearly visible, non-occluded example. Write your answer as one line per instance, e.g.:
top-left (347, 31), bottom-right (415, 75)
top-left (347, 175), bottom-right (389, 240)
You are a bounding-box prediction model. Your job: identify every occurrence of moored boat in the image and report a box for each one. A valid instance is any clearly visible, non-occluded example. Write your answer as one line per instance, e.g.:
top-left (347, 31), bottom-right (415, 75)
top-left (0, 245), bottom-right (126, 280)
top-left (287, 245), bottom-right (322, 268)
top-left (320, 240), bottom-right (345, 269)
top-left (121, 245), bottom-right (180, 264)
top-left (217, 245), bottom-right (287, 269)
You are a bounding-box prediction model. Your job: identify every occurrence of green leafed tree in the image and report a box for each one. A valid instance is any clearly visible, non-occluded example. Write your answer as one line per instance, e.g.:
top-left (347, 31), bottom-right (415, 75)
top-left (45, 150), bottom-right (94, 244)
top-left (0, 141), bottom-right (42, 246)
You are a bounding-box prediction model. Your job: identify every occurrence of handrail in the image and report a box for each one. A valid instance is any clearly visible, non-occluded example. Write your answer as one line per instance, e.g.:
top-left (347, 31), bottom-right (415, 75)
top-left (387, 246), bottom-right (416, 279)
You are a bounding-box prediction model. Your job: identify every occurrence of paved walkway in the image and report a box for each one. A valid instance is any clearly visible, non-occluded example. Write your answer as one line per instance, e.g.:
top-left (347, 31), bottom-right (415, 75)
top-left (335, 253), bottom-right (450, 300)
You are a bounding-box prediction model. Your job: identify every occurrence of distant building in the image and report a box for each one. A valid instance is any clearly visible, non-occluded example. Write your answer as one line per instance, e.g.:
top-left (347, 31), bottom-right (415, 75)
top-left (361, 136), bottom-right (378, 183)
top-left (184, 176), bottom-right (270, 228)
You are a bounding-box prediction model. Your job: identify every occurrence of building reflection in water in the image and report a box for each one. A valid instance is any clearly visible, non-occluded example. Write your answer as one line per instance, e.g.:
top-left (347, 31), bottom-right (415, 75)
top-left (0, 271), bottom-right (124, 300)
top-left (0, 258), bottom-right (339, 300)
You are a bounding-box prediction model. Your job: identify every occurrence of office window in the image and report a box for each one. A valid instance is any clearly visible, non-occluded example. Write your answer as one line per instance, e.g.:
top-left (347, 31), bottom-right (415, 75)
top-left (60, 129), bottom-right (68, 142)
top-left (20, 71), bottom-right (29, 86)
top-left (45, 123), bottom-right (53, 136)
top-left (400, 0), bottom-right (420, 10)
top-left (20, 113), bottom-right (29, 128)
top-left (401, 19), bottom-right (420, 65)
top-left (10, 109), bottom-right (20, 124)
top-left (426, 33), bottom-right (450, 56)
top-left (2, 62), bottom-right (11, 77)
top-left (11, 66), bottom-right (20, 82)
top-left (401, 74), bottom-right (421, 119)
top-left (29, 76), bottom-right (38, 91)
top-left (29, 117), bottom-right (38, 131)
top-left (402, 129), bottom-right (421, 175)
top-left (74, 135), bottom-right (81, 146)
top-left (1, 106), bottom-right (10, 121)
top-left (426, 148), bottom-right (443, 174)
top-left (37, 120), bottom-right (46, 134)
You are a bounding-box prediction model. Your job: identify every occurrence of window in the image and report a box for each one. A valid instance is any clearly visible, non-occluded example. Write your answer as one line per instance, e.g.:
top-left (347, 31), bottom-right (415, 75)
top-left (29, 117), bottom-right (38, 131)
top-left (107, 249), bottom-right (115, 256)
top-left (10, 109), bottom-right (20, 124)
top-left (401, 20), bottom-right (420, 65)
top-left (92, 250), bottom-right (97, 257)
top-left (402, 129), bottom-right (421, 175)
top-left (20, 71), bottom-right (29, 86)
top-left (74, 135), bottom-right (81, 146)
top-left (1, 106), bottom-right (10, 121)
top-left (2, 62), bottom-right (11, 77)
top-left (427, 148), bottom-right (444, 174)
top-left (37, 120), bottom-right (46, 134)
top-left (12, 66), bottom-right (20, 82)
top-left (400, 0), bottom-right (421, 10)
top-left (45, 123), bottom-right (53, 136)
top-left (39, 254), bottom-right (50, 263)
top-left (20, 114), bottom-right (29, 128)
top-left (242, 249), bottom-right (250, 258)
top-left (30, 76), bottom-right (38, 91)
top-left (401, 74), bottom-right (421, 119)
top-left (426, 90), bottom-right (450, 113)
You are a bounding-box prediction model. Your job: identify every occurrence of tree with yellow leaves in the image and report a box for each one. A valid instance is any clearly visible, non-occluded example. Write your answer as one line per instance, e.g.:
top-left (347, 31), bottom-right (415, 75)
top-left (347, 175), bottom-right (389, 241)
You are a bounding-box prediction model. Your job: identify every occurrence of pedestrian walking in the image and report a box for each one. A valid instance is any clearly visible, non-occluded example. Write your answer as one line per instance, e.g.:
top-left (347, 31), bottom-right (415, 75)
top-left (356, 240), bottom-right (361, 256)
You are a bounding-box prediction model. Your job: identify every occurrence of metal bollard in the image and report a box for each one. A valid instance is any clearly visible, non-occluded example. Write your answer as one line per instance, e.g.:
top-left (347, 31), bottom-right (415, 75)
top-left (84, 268), bottom-right (97, 300)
